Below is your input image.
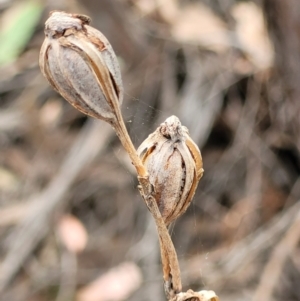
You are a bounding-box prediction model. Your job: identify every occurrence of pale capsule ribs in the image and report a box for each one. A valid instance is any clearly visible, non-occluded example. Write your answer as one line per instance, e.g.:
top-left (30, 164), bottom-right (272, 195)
top-left (138, 116), bottom-right (204, 225)
top-left (39, 11), bottom-right (123, 123)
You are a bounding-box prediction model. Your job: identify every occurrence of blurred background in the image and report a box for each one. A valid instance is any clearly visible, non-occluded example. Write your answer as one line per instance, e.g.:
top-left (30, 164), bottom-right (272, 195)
top-left (1, 0), bottom-right (300, 300)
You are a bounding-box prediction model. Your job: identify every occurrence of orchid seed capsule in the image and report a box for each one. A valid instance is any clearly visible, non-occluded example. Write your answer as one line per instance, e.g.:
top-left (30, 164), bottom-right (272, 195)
top-left (137, 116), bottom-right (204, 225)
top-left (39, 11), bottom-right (123, 123)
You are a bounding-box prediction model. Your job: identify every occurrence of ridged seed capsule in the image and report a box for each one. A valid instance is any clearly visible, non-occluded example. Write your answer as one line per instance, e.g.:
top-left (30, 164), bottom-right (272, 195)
top-left (137, 116), bottom-right (204, 225)
top-left (39, 11), bottom-right (123, 123)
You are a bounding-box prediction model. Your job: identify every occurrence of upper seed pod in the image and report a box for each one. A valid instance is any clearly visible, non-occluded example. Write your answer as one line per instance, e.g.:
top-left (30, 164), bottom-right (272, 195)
top-left (39, 11), bottom-right (123, 123)
top-left (137, 116), bottom-right (204, 225)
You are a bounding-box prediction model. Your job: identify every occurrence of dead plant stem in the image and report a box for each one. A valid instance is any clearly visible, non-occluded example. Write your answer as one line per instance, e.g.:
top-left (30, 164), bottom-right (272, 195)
top-left (111, 103), bottom-right (182, 298)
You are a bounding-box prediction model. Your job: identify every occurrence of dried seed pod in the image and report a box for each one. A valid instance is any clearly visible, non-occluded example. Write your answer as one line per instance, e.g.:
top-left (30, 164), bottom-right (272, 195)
top-left (137, 116), bottom-right (204, 225)
top-left (39, 11), bottom-right (123, 123)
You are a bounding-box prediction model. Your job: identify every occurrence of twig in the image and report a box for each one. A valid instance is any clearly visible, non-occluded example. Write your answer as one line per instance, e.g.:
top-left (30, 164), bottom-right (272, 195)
top-left (0, 201), bottom-right (38, 227)
top-left (0, 120), bottom-right (112, 293)
top-left (252, 206), bottom-right (300, 301)
top-left (183, 190), bottom-right (300, 286)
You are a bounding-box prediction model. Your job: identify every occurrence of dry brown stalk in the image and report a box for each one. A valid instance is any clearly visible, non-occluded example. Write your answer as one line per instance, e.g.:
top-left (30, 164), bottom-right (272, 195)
top-left (39, 11), bottom-right (218, 301)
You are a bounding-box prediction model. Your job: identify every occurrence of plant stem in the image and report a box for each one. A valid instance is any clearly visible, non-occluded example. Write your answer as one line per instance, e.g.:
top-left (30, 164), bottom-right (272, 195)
top-left (138, 176), bottom-right (182, 298)
top-left (113, 117), bottom-right (147, 178)
top-left (108, 92), bottom-right (147, 177)
top-left (111, 99), bottom-right (182, 298)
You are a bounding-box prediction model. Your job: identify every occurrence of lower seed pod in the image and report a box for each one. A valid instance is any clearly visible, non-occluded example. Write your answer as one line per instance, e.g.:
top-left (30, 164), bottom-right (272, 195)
top-left (137, 116), bottom-right (203, 225)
